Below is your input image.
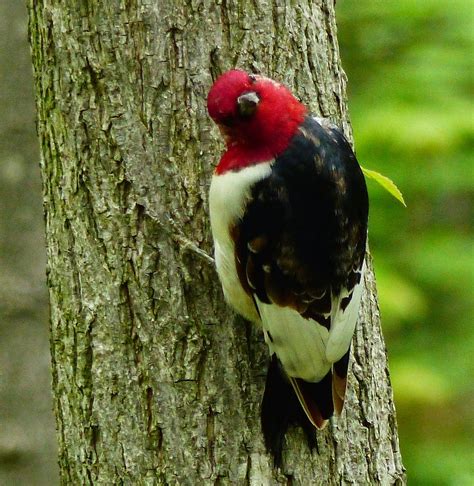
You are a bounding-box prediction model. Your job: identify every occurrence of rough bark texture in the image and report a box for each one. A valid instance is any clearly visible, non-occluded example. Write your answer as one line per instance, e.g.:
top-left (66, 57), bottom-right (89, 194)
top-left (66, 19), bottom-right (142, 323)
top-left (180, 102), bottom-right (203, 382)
top-left (28, 0), bottom-right (405, 484)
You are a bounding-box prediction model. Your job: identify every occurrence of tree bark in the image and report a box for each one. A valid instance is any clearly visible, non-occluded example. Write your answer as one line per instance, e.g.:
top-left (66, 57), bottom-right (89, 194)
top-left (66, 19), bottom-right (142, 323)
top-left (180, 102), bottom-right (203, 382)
top-left (28, 0), bottom-right (405, 484)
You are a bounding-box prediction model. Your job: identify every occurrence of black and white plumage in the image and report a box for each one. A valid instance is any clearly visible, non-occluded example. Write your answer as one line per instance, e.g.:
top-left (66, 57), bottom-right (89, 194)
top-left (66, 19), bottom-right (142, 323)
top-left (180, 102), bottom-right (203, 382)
top-left (207, 70), bottom-right (369, 462)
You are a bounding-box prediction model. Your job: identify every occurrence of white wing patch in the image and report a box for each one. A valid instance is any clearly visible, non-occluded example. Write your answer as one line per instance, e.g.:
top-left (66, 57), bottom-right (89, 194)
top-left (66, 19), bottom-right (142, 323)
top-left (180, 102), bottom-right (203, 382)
top-left (256, 259), bottom-right (366, 383)
top-left (326, 260), bottom-right (366, 362)
top-left (257, 300), bottom-right (331, 382)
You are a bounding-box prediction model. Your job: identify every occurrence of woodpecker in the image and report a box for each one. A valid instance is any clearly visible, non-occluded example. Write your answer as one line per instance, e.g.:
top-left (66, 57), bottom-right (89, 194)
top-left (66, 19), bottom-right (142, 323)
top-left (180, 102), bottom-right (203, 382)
top-left (207, 69), bottom-right (369, 462)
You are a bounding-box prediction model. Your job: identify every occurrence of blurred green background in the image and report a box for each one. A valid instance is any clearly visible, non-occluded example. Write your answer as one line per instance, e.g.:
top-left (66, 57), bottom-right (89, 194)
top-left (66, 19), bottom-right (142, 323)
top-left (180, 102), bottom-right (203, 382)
top-left (0, 0), bottom-right (472, 484)
top-left (338, 0), bottom-right (473, 484)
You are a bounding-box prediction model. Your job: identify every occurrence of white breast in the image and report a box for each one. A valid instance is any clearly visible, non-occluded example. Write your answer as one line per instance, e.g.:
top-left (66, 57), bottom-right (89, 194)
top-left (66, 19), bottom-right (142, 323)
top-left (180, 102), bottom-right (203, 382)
top-left (209, 162), bottom-right (273, 323)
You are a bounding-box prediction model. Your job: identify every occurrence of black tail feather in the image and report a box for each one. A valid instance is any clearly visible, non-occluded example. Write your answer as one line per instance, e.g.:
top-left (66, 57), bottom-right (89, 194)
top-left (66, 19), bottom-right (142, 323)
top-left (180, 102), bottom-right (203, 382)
top-left (292, 371), bottom-right (334, 427)
top-left (261, 356), bottom-right (318, 466)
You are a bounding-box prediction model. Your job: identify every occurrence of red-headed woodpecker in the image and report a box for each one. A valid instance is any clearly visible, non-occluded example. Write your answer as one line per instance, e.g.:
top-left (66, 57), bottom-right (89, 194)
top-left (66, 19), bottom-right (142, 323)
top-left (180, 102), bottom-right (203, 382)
top-left (207, 69), bottom-right (368, 462)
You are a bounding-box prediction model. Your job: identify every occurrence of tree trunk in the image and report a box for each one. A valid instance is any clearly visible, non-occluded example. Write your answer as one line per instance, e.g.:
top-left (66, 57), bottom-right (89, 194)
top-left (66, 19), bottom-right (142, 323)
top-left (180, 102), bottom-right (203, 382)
top-left (28, 0), bottom-right (405, 484)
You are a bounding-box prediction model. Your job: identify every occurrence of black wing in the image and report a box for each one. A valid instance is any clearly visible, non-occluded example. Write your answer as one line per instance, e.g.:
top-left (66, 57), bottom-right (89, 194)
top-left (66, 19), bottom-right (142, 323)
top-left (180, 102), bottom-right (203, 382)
top-left (233, 116), bottom-right (368, 327)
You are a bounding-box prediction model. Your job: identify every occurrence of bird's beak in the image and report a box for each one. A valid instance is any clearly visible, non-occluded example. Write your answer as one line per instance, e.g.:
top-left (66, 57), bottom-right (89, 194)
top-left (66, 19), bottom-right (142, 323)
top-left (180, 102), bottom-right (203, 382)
top-left (237, 91), bottom-right (260, 117)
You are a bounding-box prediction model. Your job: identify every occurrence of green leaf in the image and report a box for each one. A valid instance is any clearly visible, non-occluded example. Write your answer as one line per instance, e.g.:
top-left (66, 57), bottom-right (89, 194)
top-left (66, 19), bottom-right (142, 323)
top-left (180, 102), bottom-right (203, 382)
top-left (361, 166), bottom-right (407, 207)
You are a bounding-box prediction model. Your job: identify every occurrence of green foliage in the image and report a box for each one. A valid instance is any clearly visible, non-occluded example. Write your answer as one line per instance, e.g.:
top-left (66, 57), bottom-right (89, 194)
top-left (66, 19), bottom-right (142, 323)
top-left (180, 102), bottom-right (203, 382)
top-left (338, 0), bottom-right (474, 483)
top-left (361, 166), bottom-right (406, 206)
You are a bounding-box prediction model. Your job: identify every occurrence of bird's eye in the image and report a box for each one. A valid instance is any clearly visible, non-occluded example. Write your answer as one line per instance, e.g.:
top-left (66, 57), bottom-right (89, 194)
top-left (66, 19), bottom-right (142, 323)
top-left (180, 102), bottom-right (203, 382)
top-left (249, 74), bottom-right (257, 84)
top-left (237, 91), bottom-right (260, 118)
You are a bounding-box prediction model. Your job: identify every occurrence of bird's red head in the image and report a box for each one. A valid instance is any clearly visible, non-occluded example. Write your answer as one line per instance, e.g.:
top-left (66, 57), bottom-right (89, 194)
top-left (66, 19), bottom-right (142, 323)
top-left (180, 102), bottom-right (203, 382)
top-left (207, 69), bottom-right (307, 173)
